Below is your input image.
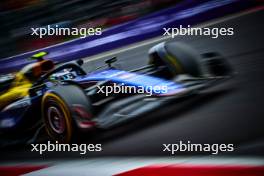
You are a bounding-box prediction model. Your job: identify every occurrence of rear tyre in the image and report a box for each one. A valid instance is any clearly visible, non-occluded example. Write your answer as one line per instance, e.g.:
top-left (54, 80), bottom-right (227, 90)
top-left (42, 84), bottom-right (92, 143)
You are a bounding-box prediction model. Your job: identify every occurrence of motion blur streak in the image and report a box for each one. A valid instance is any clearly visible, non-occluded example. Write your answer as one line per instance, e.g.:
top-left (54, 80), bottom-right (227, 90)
top-left (0, 165), bottom-right (48, 176)
top-left (115, 165), bottom-right (264, 176)
top-left (0, 0), bottom-right (186, 59)
top-left (0, 6), bottom-right (263, 159)
top-left (22, 157), bottom-right (264, 176)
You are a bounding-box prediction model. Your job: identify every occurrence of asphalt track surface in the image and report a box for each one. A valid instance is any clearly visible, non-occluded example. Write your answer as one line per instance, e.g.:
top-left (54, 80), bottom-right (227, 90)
top-left (0, 9), bottom-right (264, 161)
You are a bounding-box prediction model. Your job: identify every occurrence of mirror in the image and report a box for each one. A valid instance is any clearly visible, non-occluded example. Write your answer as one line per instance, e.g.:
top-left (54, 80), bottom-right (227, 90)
top-left (76, 59), bottom-right (84, 66)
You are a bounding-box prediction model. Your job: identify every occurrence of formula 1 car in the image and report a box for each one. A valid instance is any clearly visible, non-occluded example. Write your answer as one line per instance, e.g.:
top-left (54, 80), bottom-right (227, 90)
top-left (0, 42), bottom-right (232, 143)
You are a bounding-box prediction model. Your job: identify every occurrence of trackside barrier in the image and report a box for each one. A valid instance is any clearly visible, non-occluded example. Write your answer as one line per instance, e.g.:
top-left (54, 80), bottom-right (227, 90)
top-left (0, 0), bottom-right (258, 73)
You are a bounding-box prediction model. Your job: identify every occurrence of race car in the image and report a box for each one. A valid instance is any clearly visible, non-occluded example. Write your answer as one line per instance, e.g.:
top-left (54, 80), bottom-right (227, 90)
top-left (0, 42), bottom-right (232, 143)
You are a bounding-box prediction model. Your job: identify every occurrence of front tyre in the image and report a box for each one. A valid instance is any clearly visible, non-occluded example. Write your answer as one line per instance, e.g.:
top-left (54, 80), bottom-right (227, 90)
top-left (148, 42), bottom-right (205, 78)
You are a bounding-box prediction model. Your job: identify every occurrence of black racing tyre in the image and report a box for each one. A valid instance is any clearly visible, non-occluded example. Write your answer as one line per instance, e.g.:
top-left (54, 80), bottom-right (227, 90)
top-left (201, 52), bottom-right (232, 77)
top-left (42, 84), bottom-right (92, 143)
top-left (148, 42), bottom-right (205, 78)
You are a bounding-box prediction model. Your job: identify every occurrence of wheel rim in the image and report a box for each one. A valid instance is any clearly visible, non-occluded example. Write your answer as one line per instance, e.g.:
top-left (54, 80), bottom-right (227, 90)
top-left (47, 106), bottom-right (66, 134)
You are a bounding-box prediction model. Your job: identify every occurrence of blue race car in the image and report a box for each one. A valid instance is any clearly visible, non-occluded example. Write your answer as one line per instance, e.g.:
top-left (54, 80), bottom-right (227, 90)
top-left (0, 42), bottom-right (232, 143)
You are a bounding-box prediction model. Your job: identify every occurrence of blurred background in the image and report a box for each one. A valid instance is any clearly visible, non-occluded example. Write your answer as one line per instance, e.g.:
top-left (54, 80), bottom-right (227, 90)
top-left (0, 1), bottom-right (263, 175)
top-left (0, 0), bottom-right (184, 59)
